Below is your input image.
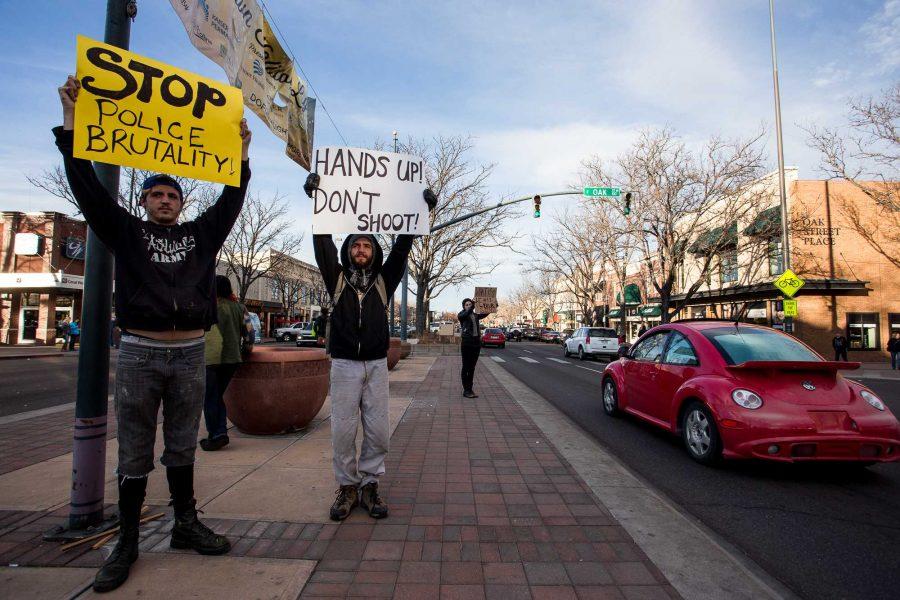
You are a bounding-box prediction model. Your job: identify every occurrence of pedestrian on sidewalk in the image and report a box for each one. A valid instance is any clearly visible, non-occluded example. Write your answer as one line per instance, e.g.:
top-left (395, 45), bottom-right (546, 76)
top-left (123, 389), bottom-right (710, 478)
top-left (304, 173), bottom-right (437, 521)
top-left (56, 76), bottom-right (251, 594)
top-left (58, 316), bottom-right (70, 352)
top-left (67, 319), bottom-right (80, 351)
top-left (201, 276), bottom-right (252, 452)
top-left (458, 298), bottom-right (491, 398)
top-left (833, 332), bottom-right (849, 361)
top-left (888, 331), bottom-right (900, 370)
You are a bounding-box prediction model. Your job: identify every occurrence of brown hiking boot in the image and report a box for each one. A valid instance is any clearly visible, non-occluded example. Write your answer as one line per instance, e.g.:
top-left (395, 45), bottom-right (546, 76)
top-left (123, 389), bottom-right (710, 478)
top-left (359, 482), bottom-right (389, 519)
top-left (329, 485), bottom-right (359, 521)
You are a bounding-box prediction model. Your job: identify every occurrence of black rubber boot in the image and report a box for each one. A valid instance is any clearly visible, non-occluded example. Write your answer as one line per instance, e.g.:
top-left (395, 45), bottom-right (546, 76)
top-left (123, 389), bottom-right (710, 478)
top-left (167, 465), bottom-right (231, 555)
top-left (93, 475), bottom-right (146, 593)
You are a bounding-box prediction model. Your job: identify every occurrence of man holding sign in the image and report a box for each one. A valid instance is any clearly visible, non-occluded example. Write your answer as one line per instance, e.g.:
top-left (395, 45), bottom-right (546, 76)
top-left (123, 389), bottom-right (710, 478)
top-left (55, 75), bottom-right (251, 593)
top-left (304, 172), bottom-right (436, 521)
top-left (458, 298), bottom-right (494, 398)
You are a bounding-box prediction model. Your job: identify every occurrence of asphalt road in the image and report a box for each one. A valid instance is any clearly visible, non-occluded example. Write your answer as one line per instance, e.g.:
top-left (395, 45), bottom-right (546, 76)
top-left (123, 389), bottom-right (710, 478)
top-left (483, 341), bottom-right (900, 600)
top-left (0, 354), bottom-right (117, 417)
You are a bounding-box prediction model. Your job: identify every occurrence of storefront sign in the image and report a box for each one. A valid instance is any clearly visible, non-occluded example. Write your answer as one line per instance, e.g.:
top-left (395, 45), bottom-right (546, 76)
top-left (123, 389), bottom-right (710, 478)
top-left (773, 269), bottom-right (805, 298)
top-left (14, 233), bottom-right (43, 256)
top-left (798, 217), bottom-right (840, 246)
top-left (64, 237), bottom-right (86, 260)
top-left (0, 273), bottom-right (85, 290)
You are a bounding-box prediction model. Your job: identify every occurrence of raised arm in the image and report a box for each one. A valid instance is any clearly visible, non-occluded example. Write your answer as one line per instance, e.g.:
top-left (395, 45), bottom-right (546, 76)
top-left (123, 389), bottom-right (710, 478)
top-left (54, 76), bottom-right (130, 249)
top-left (381, 235), bottom-right (414, 296)
top-left (313, 234), bottom-right (341, 296)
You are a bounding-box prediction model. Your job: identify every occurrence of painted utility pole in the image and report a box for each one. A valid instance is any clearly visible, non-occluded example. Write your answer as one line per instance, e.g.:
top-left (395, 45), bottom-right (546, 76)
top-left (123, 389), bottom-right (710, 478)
top-left (398, 131), bottom-right (410, 341)
top-left (47, 0), bottom-right (134, 541)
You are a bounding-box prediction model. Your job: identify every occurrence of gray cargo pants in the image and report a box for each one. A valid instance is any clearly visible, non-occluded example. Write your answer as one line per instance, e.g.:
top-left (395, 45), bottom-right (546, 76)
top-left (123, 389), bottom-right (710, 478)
top-left (329, 358), bottom-right (390, 487)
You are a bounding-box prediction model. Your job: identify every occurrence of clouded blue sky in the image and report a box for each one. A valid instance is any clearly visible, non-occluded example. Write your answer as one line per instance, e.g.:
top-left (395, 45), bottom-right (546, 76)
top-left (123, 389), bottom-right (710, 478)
top-left (2, 0), bottom-right (897, 312)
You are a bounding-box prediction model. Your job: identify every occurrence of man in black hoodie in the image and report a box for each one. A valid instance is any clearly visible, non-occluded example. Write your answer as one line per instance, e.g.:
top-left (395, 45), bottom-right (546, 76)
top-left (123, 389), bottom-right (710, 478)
top-left (56, 76), bottom-right (249, 593)
top-left (304, 173), bottom-right (436, 521)
top-left (458, 298), bottom-right (491, 398)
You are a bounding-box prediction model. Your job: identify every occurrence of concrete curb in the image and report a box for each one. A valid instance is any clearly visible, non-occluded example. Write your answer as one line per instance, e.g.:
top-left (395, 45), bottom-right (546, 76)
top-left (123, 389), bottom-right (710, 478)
top-left (0, 352), bottom-right (70, 361)
top-left (484, 358), bottom-right (798, 600)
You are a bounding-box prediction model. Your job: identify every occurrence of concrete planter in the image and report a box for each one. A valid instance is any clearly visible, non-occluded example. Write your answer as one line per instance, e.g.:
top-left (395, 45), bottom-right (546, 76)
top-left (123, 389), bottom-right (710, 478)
top-left (224, 346), bottom-right (330, 435)
top-left (388, 338), bottom-right (402, 370)
top-left (400, 341), bottom-right (411, 359)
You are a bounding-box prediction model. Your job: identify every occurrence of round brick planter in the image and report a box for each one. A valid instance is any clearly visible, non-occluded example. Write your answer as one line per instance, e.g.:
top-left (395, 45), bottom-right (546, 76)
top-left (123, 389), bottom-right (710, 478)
top-left (224, 346), bottom-right (330, 435)
top-left (388, 337), bottom-right (402, 370)
top-left (400, 341), bottom-right (411, 359)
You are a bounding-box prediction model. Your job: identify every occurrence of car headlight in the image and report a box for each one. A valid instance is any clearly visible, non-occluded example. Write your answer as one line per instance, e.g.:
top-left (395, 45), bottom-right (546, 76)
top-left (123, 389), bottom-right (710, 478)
top-left (732, 389), bottom-right (763, 410)
top-left (860, 389), bottom-right (885, 411)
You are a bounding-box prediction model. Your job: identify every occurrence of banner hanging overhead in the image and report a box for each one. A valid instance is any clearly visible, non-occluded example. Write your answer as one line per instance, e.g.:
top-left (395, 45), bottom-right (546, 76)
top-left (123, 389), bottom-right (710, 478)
top-left (73, 35), bottom-right (243, 185)
top-left (168, 0), bottom-right (313, 170)
top-left (311, 147), bottom-right (429, 235)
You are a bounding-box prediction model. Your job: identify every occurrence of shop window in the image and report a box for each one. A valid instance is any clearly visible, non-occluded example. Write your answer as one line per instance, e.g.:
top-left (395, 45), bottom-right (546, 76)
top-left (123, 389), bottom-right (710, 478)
top-left (847, 313), bottom-right (880, 350)
top-left (768, 239), bottom-right (784, 275)
top-left (889, 314), bottom-right (900, 336)
top-left (720, 250), bottom-right (738, 284)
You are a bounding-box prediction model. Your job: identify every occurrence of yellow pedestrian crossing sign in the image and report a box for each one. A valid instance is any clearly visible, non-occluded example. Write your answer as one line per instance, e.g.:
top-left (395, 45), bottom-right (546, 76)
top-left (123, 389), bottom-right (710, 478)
top-left (773, 269), bottom-right (805, 298)
top-left (783, 299), bottom-right (798, 317)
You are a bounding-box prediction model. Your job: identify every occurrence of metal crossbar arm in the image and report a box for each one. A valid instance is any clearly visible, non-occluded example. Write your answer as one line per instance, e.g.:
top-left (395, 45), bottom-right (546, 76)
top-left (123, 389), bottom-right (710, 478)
top-left (429, 190), bottom-right (582, 233)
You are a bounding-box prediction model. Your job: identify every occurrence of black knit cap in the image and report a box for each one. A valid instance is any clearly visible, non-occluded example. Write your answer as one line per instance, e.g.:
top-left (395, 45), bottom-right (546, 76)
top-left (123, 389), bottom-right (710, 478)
top-left (141, 174), bottom-right (184, 201)
top-left (462, 298), bottom-right (474, 307)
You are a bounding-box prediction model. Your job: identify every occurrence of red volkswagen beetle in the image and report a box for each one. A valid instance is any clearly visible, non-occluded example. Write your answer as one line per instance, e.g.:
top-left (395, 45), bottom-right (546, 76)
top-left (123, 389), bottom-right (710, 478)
top-left (602, 321), bottom-right (900, 466)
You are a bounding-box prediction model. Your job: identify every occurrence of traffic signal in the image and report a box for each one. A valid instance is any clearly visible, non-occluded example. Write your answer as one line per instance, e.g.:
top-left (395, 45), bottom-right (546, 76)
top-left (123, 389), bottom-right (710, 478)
top-left (623, 192), bottom-right (632, 215)
top-left (533, 195), bottom-right (541, 218)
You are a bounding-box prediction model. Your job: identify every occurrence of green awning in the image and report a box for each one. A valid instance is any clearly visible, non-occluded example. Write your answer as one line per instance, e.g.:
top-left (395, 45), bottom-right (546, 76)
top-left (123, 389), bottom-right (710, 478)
top-left (689, 222), bottom-right (737, 255)
top-left (607, 309), bottom-right (623, 318)
top-left (638, 305), bottom-right (662, 317)
top-left (744, 206), bottom-right (781, 237)
top-left (615, 283), bottom-right (642, 306)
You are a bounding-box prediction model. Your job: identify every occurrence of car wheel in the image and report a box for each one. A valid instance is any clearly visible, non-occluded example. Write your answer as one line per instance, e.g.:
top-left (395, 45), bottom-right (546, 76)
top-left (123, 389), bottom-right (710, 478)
top-left (278, 334), bottom-right (287, 342)
top-left (563, 345), bottom-right (570, 358)
top-left (681, 402), bottom-right (722, 465)
top-left (578, 346), bottom-right (585, 361)
top-left (602, 377), bottom-right (620, 417)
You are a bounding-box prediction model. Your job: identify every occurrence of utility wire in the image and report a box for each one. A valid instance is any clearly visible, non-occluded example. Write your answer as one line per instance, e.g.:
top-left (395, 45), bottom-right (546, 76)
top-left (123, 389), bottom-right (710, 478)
top-left (258, 0), bottom-right (349, 148)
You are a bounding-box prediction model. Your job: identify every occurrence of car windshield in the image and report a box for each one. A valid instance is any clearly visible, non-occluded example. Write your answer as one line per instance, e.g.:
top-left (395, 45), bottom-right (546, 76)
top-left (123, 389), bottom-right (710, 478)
top-left (701, 326), bottom-right (822, 365)
top-left (588, 328), bottom-right (617, 338)
top-left (485, 328), bottom-right (501, 334)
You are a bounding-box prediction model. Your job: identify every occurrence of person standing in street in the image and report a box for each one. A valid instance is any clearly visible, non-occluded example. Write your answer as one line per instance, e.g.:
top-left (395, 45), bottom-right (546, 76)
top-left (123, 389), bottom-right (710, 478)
top-left (201, 276), bottom-right (252, 452)
top-left (56, 75), bottom-right (251, 593)
top-left (833, 332), bottom-right (849, 361)
top-left (888, 331), bottom-right (900, 370)
top-left (304, 173), bottom-right (437, 522)
top-left (458, 298), bottom-right (492, 398)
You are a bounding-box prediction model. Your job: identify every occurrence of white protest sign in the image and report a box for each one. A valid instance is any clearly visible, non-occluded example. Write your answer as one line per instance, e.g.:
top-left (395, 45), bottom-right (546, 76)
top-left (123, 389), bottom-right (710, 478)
top-left (311, 147), bottom-right (429, 235)
top-left (474, 287), bottom-right (498, 314)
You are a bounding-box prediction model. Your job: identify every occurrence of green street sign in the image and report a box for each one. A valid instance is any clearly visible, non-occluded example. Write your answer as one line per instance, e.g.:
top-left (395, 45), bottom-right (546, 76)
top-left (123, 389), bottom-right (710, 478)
top-left (583, 186), bottom-right (621, 198)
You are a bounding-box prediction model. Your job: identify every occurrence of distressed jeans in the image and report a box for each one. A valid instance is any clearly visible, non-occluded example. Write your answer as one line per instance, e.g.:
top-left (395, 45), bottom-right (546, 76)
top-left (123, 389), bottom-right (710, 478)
top-left (115, 338), bottom-right (206, 477)
top-left (329, 358), bottom-right (390, 487)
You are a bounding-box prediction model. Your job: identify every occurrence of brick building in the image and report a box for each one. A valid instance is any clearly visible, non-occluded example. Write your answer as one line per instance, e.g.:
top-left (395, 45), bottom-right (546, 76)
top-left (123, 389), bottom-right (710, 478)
top-left (0, 212), bottom-right (86, 345)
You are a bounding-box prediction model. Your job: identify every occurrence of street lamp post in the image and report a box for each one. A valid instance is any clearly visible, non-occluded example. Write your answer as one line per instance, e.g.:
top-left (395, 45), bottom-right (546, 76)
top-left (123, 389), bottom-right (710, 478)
top-left (769, 0), bottom-right (791, 271)
top-left (396, 131), bottom-right (410, 342)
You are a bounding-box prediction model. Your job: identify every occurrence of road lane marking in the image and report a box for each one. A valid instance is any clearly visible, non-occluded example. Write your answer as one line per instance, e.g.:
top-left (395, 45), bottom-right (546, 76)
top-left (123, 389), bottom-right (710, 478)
top-left (522, 349), bottom-right (533, 353)
top-left (547, 358), bottom-right (570, 364)
top-left (574, 365), bottom-right (605, 373)
top-left (490, 356), bottom-right (506, 363)
top-left (518, 357), bottom-right (540, 363)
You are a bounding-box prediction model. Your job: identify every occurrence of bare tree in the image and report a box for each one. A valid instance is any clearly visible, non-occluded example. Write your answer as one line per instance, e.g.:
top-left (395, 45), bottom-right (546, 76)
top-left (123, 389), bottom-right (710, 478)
top-left (27, 165), bottom-right (214, 218)
top-left (203, 191), bottom-right (305, 303)
top-left (582, 127), bottom-right (768, 322)
top-left (510, 280), bottom-right (544, 326)
top-left (804, 83), bottom-right (900, 268)
top-left (534, 270), bottom-right (560, 328)
top-left (395, 136), bottom-right (517, 333)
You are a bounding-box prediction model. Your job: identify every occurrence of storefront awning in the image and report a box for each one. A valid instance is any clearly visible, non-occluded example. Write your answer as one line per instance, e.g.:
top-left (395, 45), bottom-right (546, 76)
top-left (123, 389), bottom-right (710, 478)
top-left (744, 206), bottom-right (781, 237)
top-left (689, 222), bottom-right (737, 255)
top-left (615, 283), bottom-right (642, 306)
top-left (638, 305), bottom-right (662, 317)
top-left (244, 299), bottom-right (283, 310)
top-left (608, 309), bottom-right (623, 318)
top-left (0, 272), bottom-right (84, 292)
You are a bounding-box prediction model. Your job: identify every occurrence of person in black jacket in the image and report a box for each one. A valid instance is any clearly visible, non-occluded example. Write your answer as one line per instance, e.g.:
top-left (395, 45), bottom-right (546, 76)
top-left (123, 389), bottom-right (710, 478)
top-left (888, 331), bottom-right (900, 370)
top-left (458, 298), bottom-right (491, 398)
top-left (304, 173), bottom-right (437, 521)
top-left (56, 76), bottom-right (250, 593)
top-left (833, 332), bottom-right (849, 361)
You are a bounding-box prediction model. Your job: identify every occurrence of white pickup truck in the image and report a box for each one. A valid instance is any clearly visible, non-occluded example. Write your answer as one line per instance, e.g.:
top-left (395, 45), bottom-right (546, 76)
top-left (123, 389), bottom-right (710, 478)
top-left (274, 322), bottom-right (309, 342)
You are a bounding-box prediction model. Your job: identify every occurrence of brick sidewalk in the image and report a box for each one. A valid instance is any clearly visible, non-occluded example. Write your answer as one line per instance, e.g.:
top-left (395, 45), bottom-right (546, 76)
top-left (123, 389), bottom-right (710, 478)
top-left (299, 357), bottom-right (678, 599)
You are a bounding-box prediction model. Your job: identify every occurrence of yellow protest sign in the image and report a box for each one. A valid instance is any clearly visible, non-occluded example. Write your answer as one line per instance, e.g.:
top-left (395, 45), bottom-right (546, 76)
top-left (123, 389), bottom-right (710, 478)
top-left (773, 269), bottom-right (805, 298)
top-left (783, 299), bottom-right (798, 317)
top-left (73, 35), bottom-right (243, 186)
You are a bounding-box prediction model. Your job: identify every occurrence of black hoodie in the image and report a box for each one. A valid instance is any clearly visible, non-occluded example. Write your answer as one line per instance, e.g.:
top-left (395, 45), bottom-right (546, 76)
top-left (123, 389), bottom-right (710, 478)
top-left (53, 127), bottom-right (250, 332)
top-left (313, 233), bottom-right (414, 360)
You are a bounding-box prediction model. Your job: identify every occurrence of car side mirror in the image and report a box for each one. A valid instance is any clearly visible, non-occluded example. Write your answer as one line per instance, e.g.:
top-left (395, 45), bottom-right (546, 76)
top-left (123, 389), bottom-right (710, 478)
top-left (618, 344), bottom-right (632, 359)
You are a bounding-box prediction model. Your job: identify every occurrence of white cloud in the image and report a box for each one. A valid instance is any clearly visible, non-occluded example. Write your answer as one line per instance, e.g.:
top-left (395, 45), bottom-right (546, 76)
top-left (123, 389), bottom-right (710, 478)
top-left (861, 0), bottom-right (900, 73)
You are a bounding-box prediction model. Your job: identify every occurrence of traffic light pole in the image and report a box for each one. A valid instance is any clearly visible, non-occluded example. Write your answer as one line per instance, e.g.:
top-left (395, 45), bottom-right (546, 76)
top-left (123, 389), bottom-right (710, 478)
top-left (46, 0), bottom-right (133, 542)
top-left (429, 190), bottom-right (582, 234)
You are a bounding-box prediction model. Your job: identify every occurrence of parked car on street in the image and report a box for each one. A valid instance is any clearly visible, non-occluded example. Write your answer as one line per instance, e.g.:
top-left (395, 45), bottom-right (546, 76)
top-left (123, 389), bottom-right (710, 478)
top-left (481, 328), bottom-right (506, 348)
top-left (523, 328), bottom-right (540, 341)
top-left (601, 321), bottom-right (900, 466)
top-left (509, 328), bottom-right (522, 342)
top-left (564, 327), bottom-right (619, 361)
top-left (560, 328), bottom-right (575, 344)
top-left (540, 330), bottom-right (560, 343)
top-left (295, 325), bottom-right (322, 347)
top-left (274, 322), bottom-right (309, 342)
